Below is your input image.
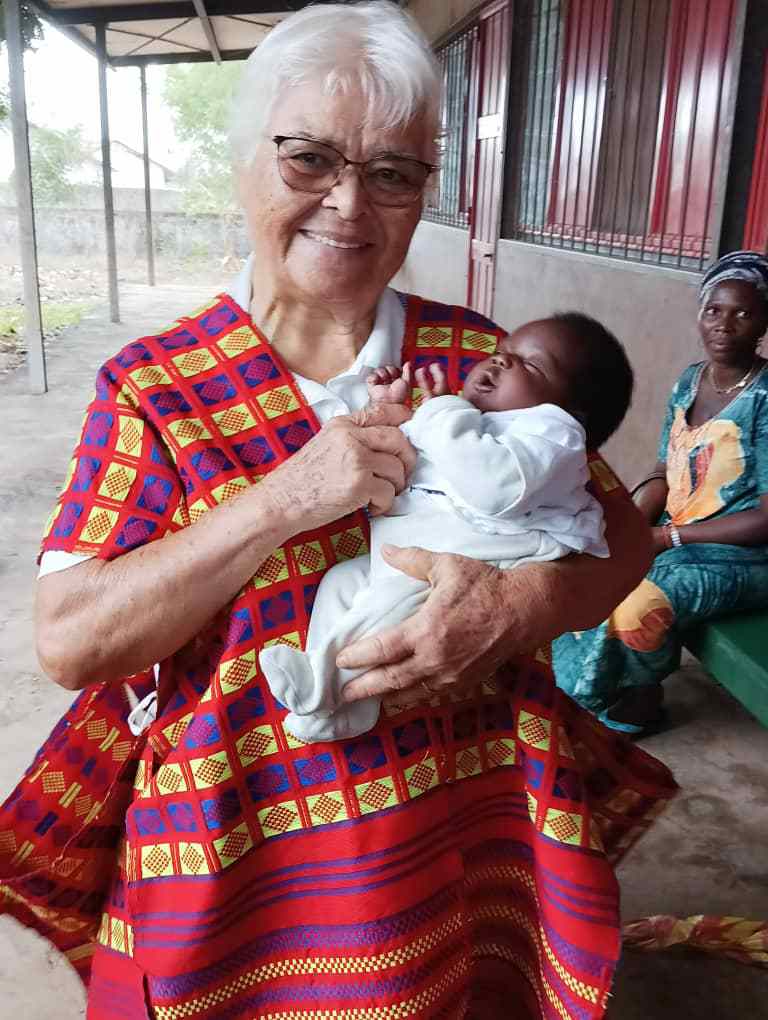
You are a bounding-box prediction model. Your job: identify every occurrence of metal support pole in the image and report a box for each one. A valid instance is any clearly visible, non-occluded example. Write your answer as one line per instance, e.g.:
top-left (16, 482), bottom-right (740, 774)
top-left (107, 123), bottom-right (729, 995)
top-left (140, 66), bottom-right (156, 286)
top-left (5, 0), bottom-right (47, 393)
top-left (96, 23), bottom-right (120, 323)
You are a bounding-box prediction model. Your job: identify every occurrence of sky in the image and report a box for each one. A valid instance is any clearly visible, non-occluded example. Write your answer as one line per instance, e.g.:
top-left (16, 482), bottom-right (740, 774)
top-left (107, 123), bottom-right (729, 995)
top-left (0, 25), bottom-right (181, 177)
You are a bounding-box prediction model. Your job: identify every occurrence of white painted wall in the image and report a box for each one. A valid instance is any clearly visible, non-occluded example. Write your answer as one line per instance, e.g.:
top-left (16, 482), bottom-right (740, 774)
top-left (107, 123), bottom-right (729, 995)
top-left (392, 219), bottom-right (470, 304)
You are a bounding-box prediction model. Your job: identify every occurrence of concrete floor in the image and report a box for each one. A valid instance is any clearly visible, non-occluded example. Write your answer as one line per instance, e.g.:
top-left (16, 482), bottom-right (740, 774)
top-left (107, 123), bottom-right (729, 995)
top-left (1, 284), bottom-right (767, 1018)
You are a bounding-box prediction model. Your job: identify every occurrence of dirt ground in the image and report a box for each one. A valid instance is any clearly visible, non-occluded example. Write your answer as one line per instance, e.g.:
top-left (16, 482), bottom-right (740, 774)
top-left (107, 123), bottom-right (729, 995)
top-left (1, 277), bottom-right (767, 1019)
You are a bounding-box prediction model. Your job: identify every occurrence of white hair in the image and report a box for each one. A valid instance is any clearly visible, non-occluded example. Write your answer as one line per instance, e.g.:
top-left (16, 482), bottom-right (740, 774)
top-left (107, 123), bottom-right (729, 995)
top-left (228, 1), bottom-right (442, 167)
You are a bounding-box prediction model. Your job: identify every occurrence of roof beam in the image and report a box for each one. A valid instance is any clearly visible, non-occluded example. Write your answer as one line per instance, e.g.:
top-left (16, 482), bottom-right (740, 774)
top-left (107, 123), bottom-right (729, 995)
top-left (191, 0), bottom-right (222, 62)
top-left (46, 0), bottom-right (301, 26)
top-left (112, 47), bottom-right (251, 65)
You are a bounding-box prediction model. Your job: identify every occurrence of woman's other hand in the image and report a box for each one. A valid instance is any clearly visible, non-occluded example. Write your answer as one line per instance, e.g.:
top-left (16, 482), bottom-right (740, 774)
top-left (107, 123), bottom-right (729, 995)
top-left (336, 546), bottom-right (525, 700)
top-left (264, 401), bottom-right (416, 528)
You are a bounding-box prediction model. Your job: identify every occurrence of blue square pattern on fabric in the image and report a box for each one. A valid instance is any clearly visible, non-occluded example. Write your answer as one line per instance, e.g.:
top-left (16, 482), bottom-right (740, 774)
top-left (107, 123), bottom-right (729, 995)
top-left (202, 788), bottom-right (242, 830)
top-left (247, 764), bottom-right (290, 803)
top-left (168, 802), bottom-right (198, 833)
top-left (294, 753), bottom-right (337, 788)
top-left (344, 736), bottom-right (387, 775)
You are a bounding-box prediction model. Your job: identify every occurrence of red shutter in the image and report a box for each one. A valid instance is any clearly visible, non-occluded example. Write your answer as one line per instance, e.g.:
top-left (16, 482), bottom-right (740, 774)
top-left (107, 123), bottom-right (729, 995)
top-left (744, 54), bottom-right (768, 252)
top-left (649, 0), bottom-right (736, 256)
top-left (547, 0), bottom-right (613, 232)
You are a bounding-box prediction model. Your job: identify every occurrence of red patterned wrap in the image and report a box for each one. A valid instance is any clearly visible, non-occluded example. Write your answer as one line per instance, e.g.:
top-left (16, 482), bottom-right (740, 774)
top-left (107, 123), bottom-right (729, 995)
top-left (1, 292), bottom-right (676, 1019)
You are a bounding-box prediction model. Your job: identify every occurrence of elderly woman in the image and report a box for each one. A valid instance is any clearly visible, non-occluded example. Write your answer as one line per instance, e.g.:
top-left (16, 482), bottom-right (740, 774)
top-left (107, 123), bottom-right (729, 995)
top-left (1, 5), bottom-right (674, 1019)
top-left (555, 250), bottom-right (768, 735)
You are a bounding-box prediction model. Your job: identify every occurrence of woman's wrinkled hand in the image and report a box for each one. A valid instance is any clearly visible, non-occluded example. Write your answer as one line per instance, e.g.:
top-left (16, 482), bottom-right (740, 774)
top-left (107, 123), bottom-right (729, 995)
top-left (263, 402), bottom-right (416, 531)
top-left (336, 544), bottom-right (550, 702)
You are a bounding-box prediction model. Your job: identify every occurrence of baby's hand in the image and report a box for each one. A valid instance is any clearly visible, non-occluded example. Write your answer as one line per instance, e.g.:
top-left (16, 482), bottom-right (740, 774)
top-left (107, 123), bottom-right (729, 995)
top-left (366, 362), bottom-right (412, 404)
top-left (415, 362), bottom-right (450, 400)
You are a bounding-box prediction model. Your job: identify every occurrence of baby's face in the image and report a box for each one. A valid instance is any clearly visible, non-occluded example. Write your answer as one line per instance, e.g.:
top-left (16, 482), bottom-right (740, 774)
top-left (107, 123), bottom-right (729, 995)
top-left (462, 320), bottom-right (582, 414)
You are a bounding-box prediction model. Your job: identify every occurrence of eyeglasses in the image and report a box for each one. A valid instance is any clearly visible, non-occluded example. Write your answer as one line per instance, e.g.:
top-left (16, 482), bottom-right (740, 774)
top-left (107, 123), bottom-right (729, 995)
top-left (272, 135), bottom-right (438, 208)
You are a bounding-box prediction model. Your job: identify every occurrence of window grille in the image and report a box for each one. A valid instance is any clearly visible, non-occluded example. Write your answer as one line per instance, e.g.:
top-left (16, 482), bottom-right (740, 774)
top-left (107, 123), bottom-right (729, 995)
top-left (424, 25), bottom-right (479, 229)
top-left (507, 0), bottom-right (736, 269)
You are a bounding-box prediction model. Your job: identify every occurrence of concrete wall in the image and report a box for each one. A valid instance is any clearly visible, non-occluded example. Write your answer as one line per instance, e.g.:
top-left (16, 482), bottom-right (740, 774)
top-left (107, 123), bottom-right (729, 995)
top-left (0, 206), bottom-right (249, 262)
top-left (493, 242), bottom-right (701, 482)
top-left (395, 220), bottom-right (702, 483)
top-left (392, 219), bottom-right (470, 304)
top-left (0, 183), bottom-right (185, 214)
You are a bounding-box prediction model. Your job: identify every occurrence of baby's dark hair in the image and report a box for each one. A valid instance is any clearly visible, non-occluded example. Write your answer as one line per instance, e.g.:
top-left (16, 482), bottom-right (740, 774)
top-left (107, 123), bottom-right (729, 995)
top-left (552, 311), bottom-right (633, 449)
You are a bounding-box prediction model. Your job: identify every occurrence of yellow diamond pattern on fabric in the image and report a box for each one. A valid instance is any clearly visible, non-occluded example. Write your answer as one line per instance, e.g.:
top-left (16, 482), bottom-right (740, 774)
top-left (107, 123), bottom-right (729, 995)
top-left (292, 540), bottom-right (327, 576)
top-left (416, 325), bottom-right (453, 348)
top-left (527, 790), bottom-right (538, 824)
top-left (331, 526), bottom-right (368, 563)
top-left (282, 726), bottom-right (310, 749)
top-left (252, 549), bottom-right (289, 589)
top-left (141, 844), bottom-right (174, 878)
top-left (220, 650), bottom-right (257, 694)
top-left (258, 801), bottom-right (301, 838)
top-left (589, 458), bottom-right (620, 493)
top-left (155, 763), bottom-right (187, 795)
top-left (461, 329), bottom-right (497, 353)
top-left (211, 477), bottom-right (249, 504)
top-left (172, 349), bottom-right (218, 378)
top-left (518, 710), bottom-right (551, 750)
top-left (129, 364), bottom-right (172, 390)
top-left (81, 506), bottom-right (118, 545)
top-left (307, 792), bottom-right (348, 826)
top-left (212, 404), bottom-right (257, 437)
top-left (42, 772), bottom-right (66, 794)
top-left (190, 751), bottom-right (232, 790)
top-left (486, 738), bottom-right (516, 768)
top-left (236, 724), bottom-right (278, 766)
top-left (187, 497), bottom-right (209, 522)
top-left (74, 794), bottom-right (93, 817)
top-left (543, 809), bottom-right (583, 846)
top-left (97, 463), bottom-right (136, 501)
top-left (257, 385), bottom-right (299, 419)
top-left (355, 777), bottom-right (397, 815)
top-left (404, 758), bottom-right (438, 799)
top-left (168, 418), bottom-right (213, 448)
top-left (456, 747), bottom-right (482, 779)
top-left (262, 631), bottom-right (301, 651)
top-left (0, 831), bottom-right (17, 854)
top-left (179, 842), bottom-right (210, 876)
top-left (163, 712), bottom-right (193, 748)
top-left (115, 415), bottom-right (144, 456)
top-left (216, 325), bottom-right (260, 358)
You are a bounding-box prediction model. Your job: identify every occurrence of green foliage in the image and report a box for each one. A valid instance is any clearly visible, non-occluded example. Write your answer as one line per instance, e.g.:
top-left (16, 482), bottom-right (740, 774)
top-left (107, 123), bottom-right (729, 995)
top-left (0, 0), bottom-right (44, 52)
top-left (22, 124), bottom-right (94, 205)
top-left (0, 300), bottom-right (91, 341)
top-left (163, 62), bottom-right (243, 214)
top-left (0, 1), bottom-right (44, 122)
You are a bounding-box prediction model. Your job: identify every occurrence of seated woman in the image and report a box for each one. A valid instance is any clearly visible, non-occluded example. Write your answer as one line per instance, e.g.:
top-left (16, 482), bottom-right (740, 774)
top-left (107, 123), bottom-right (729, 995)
top-left (554, 250), bottom-right (768, 735)
top-left (1, 4), bottom-right (674, 1019)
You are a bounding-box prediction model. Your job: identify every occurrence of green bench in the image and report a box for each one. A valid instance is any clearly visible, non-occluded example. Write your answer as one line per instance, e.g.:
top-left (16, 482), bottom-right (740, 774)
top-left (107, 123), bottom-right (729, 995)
top-left (684, 612), bottom-right (768, 728)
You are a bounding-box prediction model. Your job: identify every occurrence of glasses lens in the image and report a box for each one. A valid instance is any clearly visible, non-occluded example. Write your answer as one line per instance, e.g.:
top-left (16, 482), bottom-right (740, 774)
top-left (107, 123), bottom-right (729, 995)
top-left (277, 138), bottom-right (342, 192)
top-left (363, 158), bottom-right (430, 206)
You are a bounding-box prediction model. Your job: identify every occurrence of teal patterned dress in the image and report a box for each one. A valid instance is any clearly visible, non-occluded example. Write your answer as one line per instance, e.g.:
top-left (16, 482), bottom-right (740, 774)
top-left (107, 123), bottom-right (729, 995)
top-left (553, 360), bottom-right (768, 732)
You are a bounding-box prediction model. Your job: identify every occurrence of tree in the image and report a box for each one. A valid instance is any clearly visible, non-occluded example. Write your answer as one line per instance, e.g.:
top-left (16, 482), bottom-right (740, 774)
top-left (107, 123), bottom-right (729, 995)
top-left (163, 61), bottom-right (244, 214)
top-left (8, 123), bottom-right (94, 203)
top-left (1, 0), bottom-right (44, 122)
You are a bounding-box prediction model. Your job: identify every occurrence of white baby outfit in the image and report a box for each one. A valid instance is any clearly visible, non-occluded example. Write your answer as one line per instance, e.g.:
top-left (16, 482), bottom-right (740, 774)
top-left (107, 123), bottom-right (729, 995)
top-left (259, 395), bottom-right (608, 743)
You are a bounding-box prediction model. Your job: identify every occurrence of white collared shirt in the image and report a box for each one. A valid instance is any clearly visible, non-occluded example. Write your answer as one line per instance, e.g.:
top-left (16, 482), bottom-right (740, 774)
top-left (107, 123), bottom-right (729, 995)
top-left (39, 255), bottom-right (406, 578)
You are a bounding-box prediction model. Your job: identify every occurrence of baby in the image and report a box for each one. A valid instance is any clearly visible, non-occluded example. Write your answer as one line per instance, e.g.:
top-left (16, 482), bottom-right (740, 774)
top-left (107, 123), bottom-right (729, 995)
top-left (259, 311), bottom-right (633, 742)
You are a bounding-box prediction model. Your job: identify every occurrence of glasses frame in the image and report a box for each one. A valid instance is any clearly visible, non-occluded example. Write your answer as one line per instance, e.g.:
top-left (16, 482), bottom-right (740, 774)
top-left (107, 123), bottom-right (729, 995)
top-left (272, 135), bottom-right (439, 207)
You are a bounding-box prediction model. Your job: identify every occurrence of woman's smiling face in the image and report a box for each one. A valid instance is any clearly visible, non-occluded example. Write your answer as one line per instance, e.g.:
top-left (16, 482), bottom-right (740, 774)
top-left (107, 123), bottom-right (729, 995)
top-left (237, 83), bottom-right (434, 311)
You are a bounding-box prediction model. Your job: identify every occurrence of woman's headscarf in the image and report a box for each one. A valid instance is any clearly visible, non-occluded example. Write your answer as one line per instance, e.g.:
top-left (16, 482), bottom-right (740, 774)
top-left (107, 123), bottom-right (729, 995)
top-left (699, 250), bottom-right (768, 308)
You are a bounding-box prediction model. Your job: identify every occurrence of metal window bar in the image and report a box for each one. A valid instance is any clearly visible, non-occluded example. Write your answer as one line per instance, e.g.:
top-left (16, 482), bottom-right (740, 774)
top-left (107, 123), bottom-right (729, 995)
top-left (509, 0), bottom-right (735, 271)
top-left (424, 26), bottom-right (478, 228)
